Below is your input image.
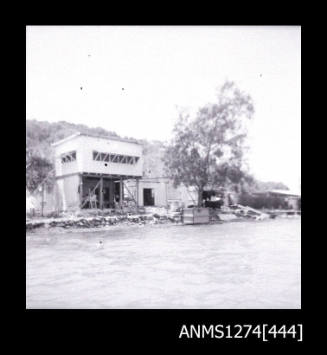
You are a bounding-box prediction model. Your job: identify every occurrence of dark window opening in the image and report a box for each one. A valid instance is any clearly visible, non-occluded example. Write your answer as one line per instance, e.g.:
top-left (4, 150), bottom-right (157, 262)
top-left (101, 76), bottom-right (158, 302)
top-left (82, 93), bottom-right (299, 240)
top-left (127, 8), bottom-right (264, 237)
top-left (61, 151), bottom-right (77, 164)
top-left (143, 188), bottom-right (155, 206)
top-left (92, 151), bottom-right (140, 165)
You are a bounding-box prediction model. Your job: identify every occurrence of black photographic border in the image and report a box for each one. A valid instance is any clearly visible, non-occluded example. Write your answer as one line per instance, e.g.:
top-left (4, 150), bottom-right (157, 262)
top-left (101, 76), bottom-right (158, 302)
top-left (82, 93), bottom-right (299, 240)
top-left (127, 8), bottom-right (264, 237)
top-left (20, 16), bottom-right (306, 348)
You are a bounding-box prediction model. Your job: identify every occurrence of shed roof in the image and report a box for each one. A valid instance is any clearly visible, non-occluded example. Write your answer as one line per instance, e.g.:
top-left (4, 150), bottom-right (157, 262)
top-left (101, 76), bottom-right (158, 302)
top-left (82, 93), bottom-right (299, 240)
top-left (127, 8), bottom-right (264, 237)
top-left (253, 189), bottom-right (300, 197)
top-left (51, 132), bottom-right (142, 147)
top-left (268, 189), bottom-right (300, 197)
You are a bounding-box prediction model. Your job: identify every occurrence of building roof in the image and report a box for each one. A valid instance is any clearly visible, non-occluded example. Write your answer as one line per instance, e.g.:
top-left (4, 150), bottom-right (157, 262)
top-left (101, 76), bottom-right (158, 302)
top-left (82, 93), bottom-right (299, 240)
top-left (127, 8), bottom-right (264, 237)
top-left (268, 189), bottom-right (301, 197)
top-left (254, 189), bottom-right (300, 197)
top-left (51, 132), bottom-right (142, 147)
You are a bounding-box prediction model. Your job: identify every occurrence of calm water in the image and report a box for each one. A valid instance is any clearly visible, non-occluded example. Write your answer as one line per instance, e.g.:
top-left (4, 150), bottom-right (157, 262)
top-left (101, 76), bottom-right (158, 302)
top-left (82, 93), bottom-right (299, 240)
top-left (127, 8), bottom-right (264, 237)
top-left (26, 219), bottom-right (301, 309)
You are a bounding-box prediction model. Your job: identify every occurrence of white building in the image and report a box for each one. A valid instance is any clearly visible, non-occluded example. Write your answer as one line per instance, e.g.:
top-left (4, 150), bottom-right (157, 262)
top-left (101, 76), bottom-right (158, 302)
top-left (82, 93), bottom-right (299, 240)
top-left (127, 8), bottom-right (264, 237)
top-left (52, 133), bottom-right (143, 210)
top-left (125, 177), bottom-right (198, 208)
top-left (46, 132), bottom-right (199, 212)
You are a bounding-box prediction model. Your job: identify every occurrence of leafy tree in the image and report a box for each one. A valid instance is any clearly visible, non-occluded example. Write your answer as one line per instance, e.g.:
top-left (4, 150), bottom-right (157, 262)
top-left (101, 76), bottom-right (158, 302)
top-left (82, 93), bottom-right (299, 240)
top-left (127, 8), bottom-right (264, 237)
top-left (26, 152), bottom-right (54, 192)
top-left (164, 81), bottom-right (254, 206)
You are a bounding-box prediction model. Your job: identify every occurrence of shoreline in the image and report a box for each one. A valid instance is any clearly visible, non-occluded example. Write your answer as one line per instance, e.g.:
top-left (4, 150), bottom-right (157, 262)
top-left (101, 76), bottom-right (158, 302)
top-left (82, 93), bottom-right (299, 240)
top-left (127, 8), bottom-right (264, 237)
top-left (26, 204), bottom-right (301, 236)
top-left (26, 214), bottom-right (301, 236)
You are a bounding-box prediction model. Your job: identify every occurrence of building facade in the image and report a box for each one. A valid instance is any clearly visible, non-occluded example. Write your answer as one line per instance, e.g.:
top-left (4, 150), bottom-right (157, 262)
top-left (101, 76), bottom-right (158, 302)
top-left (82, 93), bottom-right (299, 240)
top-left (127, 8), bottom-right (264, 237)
top-left (125, 177), bottom-right (198, 208)
top-left (52, 133), bottom-right (143, 210)
top-left (33, 132), bottom-right (203, 213)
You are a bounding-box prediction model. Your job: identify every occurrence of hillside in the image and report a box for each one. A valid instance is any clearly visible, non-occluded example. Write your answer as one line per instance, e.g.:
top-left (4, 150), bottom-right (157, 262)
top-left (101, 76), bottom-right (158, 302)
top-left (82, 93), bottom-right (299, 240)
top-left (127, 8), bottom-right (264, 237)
top-left (27, 120), bottom-right (124, 161)
top-left (26, 119), bottom-right (166, 190)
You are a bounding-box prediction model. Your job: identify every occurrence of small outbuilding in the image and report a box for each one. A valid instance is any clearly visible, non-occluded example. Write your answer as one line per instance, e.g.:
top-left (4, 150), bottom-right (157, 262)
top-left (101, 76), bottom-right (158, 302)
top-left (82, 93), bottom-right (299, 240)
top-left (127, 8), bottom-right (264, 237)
top-left (125, 177), bottom-right (198, 208)
top-left (252, 189), bottom-right (301, 210)
top-left (267, 189), bottom-right (301, 210)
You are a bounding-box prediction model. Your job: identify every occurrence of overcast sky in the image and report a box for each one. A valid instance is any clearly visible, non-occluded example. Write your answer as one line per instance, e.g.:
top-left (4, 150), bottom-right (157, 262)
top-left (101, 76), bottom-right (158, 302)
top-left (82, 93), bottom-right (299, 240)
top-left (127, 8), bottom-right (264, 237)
top-left (26, 26), bottom-right (301, 192)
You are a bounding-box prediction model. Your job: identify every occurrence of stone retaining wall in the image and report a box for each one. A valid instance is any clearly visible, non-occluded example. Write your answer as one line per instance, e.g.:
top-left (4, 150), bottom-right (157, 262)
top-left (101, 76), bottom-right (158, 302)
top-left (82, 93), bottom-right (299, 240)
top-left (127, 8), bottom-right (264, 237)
top-left (26, 212), bottom-right (182, 231)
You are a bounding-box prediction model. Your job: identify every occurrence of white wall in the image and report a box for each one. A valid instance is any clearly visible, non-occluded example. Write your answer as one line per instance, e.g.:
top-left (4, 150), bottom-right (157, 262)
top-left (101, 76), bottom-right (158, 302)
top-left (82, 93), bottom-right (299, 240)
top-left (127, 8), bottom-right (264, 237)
top-left (54, 137), bottom-right (82, 177)
top-left (125, 178), bottom-right (198, 207)
top-left (139, 180), bottom-right (167, 206)
top-left (54, 135), bottom-right (143, 177)
top-left (56, 179), bottom-right (66, 210)
top-left (55, 175), bottom-right (80, 210)
top-left (167, 181), bottom-right (198, 206)
top-left (80, 135), bottom-right (142, 176)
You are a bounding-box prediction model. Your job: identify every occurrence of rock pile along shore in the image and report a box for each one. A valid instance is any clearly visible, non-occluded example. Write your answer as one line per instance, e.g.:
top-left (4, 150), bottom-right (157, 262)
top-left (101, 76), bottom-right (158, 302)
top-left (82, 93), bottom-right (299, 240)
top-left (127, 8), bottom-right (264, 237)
top-left (26, 212), bottom-right (182, 231)
top-left (26, 205), bottom-right (291, 232)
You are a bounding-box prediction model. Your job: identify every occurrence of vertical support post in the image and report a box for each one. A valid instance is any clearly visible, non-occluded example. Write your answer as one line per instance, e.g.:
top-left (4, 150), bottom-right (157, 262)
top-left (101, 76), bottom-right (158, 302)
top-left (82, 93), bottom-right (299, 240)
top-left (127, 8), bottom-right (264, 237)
top-left (79, 174), bottom-right (83, 209)
top-left (119, 176), bottom-right (123, 209)
top-left (41, 183), bottom-right (44, 217)
top-left (136, 178), bottom-right (139, 210)
top-left (109, 179), bottom-right (114, 208)
top-left (99, 175), bottom-right (104, 210)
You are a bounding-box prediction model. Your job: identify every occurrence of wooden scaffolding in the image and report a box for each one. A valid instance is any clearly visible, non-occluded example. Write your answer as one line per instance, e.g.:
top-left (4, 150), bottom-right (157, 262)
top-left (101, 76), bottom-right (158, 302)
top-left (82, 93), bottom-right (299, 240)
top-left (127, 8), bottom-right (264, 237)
top-left (80, 173), bottom-right (140, 210)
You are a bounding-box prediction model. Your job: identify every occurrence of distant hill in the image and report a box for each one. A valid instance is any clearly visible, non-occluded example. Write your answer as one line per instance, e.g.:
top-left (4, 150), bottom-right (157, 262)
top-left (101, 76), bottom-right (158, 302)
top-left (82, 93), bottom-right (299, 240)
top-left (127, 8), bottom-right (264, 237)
top-left (26, 120), bottom-right (122, 161)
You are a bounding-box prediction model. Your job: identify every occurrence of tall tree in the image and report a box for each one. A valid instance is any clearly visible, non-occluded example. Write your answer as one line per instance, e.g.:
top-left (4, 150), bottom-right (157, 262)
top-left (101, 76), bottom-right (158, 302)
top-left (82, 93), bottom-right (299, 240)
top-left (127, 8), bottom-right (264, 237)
top-left (164, 81), bottom-right (254, 206)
